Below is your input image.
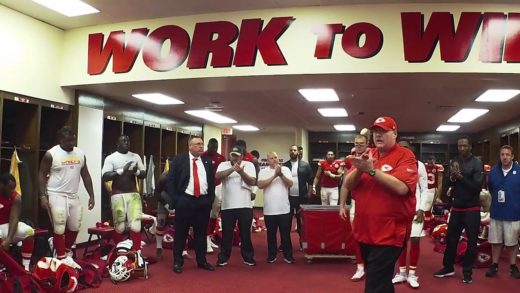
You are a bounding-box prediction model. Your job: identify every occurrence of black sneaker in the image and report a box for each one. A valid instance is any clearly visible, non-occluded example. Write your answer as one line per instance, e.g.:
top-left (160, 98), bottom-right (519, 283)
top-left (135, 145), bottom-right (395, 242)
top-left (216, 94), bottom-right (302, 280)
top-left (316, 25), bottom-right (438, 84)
top-left (485, 263), bottom-right (498, 277)
top-left (266, 256), bottom-right (277, 263)
top-left (434, 267), bottom-right (455, 278)
top-left (283, 256), bottom-right (295, 264)
top-left (243, 259), bottom-right (256, 266)
top-left (216, 259), bottom-right (228, 267)
top-left (510, 265), bottom-right (520, 279)
top-left (463, 273), bottom-right (472, 284)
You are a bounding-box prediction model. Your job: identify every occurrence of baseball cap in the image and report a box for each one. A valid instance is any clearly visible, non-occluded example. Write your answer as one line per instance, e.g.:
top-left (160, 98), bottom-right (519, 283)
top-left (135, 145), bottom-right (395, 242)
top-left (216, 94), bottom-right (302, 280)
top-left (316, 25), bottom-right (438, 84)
top-left (229, 146), bottom-right (244, 156)
top-left (371, 116), bottom-right (397, 131)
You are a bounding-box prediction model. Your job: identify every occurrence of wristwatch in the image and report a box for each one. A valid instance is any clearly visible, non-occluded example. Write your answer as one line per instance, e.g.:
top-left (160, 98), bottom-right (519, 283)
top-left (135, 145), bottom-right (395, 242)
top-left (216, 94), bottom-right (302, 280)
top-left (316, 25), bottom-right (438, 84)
top-left (368, 168), bottom-right (376, 176)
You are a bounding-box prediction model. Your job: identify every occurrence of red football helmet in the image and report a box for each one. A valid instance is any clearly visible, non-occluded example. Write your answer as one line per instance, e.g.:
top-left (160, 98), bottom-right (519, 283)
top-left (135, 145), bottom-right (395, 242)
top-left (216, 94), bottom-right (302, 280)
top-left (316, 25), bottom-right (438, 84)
top-left (33, 257), bottom-right (78, 293)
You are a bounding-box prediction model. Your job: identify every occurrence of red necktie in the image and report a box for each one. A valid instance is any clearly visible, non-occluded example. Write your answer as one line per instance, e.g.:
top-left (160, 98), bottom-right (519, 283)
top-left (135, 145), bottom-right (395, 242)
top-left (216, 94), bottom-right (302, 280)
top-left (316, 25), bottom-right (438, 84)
top-left (192, 158), bottom-right (201, 197)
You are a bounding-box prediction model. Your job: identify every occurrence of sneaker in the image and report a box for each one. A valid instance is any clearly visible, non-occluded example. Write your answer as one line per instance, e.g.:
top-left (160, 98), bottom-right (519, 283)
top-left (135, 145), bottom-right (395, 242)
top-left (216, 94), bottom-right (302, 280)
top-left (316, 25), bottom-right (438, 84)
top-left (209, 237), bottom-right (219, 249)
top-left (283, 256), bottom-right (295, 264)
top-left (216, 259), bottom-right (228, 267)
top-left (206, 237), bottom-right (214, 254)
top-left (266, 256), bottom-right (277, 263)
top-left (351, 267), bottom-right (365, 282)
top-left (434, 267), bottom-right (455, 278)
top-left (407, 275), bottom-right (420, 289)
top-left (463, 273), bottom-right (472, 284)
top-left (60, 256), bottom-right (82, 270)
top-left (510, 265), bottom-right (520, 279)
top-left (243, 259), bottom-right (256, 266)
top-left (182, 250), bottom-right (190, 258)
top-left (485, 263), bottom-right (498, 277)
top-left (392, 273), bottom-right (407, 284)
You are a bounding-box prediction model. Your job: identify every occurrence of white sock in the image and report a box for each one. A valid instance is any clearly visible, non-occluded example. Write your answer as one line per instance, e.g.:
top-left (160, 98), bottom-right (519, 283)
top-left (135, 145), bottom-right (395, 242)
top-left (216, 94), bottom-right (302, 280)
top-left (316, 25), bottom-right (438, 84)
top-left (399, 267), bottom-right (407, 274)
top-left (156, 235), bottom-right (163, 249)
top-left (409, 269), bottom-right (416, 276)
top-left (22, 259), bottom-right (30, 271)
top-left (357, 264), bottom-right (364, 270)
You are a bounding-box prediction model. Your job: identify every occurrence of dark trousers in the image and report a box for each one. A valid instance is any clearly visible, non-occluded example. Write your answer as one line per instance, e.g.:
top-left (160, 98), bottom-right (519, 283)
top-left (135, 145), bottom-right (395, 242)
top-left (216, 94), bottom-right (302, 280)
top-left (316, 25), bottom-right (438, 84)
top-left (218, 208), bottom-right (254, 262)
top-left (264, 213), bottom-right (293, 259)
top-left (289, 196), bottom-right (303, 235)
top-left (443, 210), bottom-right (480, 274)
top-left (173, 195), bottom-right (211, 266)
top-left (360, 243), bottom-right (403, 293)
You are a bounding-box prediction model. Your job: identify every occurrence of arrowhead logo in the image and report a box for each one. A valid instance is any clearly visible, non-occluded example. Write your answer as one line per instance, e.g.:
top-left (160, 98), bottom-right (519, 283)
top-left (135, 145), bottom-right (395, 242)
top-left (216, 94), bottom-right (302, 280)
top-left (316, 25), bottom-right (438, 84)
top-left (381, 164), bottom-right (393, 172)
top-left (375, 117), bottom-right (386, 123)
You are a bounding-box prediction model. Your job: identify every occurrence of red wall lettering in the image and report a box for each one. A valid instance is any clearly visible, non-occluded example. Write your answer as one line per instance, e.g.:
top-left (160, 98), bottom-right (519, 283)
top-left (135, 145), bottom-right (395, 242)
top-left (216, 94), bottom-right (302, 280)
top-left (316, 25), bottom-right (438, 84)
top-left (479, 13), bottom-right (506, 63)
top-left (504, 13), bottom-right (520, 62)
top-left (187, 21), bottom-right (239, 69)
top-left (234, 17), bottom-right (295, 66)
top-left (342, 22), bottom-right (383, 58)
top-left (313, 24), bottom-right (345, 59)
top-left (142, 25), bottom-right (190, 72)
top-left (88, 28), bottom-right (149, 75)
top-left (401, 12), bottom-right (482, 62)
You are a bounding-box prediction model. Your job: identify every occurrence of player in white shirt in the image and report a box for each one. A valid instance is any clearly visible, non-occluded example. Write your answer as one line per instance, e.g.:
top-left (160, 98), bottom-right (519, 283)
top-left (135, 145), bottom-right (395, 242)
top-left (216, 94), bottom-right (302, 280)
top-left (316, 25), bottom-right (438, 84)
top-left (258, 152), bottom-right (295, 264)
top-left (215, 146), bottom-right (257, 267)
top-left (39, 126), bottom-right (95, 269)
top-left (102, 135), bottom-right (147, 251)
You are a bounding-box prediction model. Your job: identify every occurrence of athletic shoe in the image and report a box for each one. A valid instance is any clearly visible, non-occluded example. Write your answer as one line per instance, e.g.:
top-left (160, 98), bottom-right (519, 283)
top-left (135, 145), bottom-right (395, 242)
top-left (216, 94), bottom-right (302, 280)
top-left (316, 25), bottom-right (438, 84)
top-left (60, 256), bottom-right (82, 270)
top-left (243, 259), bottom-right (256, 266)
top-left (463, 273), bottom-right (472, 284)
top-left (510, 265), bottom-right (520, 279)
top-left (266, 256), bottom-right (277, 263)
top-left (283, 256), bottom-right (295, 264)
top-left (433, 267), bottom-right (455, 278)
top-left (209, 237), bottom-right (219, 249)
top-left (485, 263), bottom-right (498, 277)
top-left (216, 259), bottom-right (228, 267)
top-left (407, 275), bottom-right (420, 288)
top-left (206, 236), bottom-right (214, 253)
top-left (351, 267), bottom-right (365, 282)
top-left (182, 250), bottom-right (190, 258)
top-left (392, 273), bottom-right (407, 284)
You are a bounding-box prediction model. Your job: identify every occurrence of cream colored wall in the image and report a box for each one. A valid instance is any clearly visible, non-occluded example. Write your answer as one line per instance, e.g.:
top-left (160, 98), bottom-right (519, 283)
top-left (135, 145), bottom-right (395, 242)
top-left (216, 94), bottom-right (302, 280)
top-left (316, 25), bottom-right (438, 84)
top-left (237, 132), bottom-right (296, 207)
top-left (60, 3), bottom-right (519, 87)
top-left (0, 6), bottom-right (73, 104)
top-left (76, 106), bottom-right (104, 243)
top-left (203, 125), bottom-right (222, 149)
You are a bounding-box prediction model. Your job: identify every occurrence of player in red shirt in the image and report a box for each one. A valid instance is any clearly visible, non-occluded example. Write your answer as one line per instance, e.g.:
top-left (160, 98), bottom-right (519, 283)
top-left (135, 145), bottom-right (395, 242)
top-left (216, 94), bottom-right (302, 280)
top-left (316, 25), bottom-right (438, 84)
top-left (344, 116), bottom-right (418, 293)
top-left (202, 138), bottom-right (226, 253)
top-left (425, 155), bottom-right (444, 204)
top-left (340, 132), bottom-right (370, 281)
top-left (0, 174), bottom-right (34, 271)
top-left (313, 151), bottom-right (343, 205)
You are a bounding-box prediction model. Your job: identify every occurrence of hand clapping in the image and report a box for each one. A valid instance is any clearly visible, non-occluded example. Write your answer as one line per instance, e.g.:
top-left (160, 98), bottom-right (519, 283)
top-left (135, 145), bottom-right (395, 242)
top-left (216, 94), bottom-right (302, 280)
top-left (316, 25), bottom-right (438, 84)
top-left (233, 162), bottom-right (244, 174)
top-left (350, 152), bottom-right (374, 173)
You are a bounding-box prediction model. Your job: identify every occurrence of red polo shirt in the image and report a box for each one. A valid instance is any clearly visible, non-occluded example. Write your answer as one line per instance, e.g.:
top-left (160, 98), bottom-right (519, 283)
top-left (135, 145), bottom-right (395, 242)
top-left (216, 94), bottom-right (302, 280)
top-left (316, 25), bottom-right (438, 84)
top-left (351, 144), bottom-right (418, 247)
top-left (202, 151), bottom-right (226, 186)
top-left (320, 159), bottom-right (342, 188)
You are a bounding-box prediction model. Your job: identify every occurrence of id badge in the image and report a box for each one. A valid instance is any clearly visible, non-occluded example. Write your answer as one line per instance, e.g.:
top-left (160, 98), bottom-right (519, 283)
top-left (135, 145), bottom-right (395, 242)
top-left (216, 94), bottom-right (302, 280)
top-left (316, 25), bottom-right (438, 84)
top-left (498, 190), bottom-right (506, 203)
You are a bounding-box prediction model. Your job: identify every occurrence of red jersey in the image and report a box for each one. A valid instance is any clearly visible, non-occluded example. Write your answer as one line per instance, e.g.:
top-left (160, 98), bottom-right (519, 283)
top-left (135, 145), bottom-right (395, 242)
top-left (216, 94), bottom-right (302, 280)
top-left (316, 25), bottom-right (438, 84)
top-left (425, 164), bottom-right (444, 189)
top-left (0, 192), bottom-right (19, 225)
top-left (243, 152), bottom-right (256, 163)
top-left (319, 159), bottom-right (342, 188)
top-left (202, 151), bottom-right (226, 186)
top-left (351, 144), bottom-right (418, 247)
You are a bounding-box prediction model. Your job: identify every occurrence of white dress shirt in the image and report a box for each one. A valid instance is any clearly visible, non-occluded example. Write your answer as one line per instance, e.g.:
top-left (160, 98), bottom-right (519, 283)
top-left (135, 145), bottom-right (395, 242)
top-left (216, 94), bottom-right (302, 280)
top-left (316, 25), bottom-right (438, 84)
top-left (185, 152), bottom-right (208, 196)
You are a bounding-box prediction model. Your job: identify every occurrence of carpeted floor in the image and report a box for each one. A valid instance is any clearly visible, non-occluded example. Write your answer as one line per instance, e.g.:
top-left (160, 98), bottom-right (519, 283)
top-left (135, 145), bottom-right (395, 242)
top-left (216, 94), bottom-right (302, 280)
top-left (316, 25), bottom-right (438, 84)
top-left (82, 223), bottom-right (519, 293)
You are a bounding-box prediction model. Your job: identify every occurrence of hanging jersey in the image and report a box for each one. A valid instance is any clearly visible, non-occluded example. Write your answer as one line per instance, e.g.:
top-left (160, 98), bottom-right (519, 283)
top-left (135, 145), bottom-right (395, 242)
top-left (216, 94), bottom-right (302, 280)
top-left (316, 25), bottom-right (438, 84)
top-left (0, 192), bottom-right (19, 224)
top-left (47, 145), bottom-right (85, 194)
top-left (320, 159), bottom-right (342, 188)
top-left (425, 164), bottom-right (444, 189)
top-left (202, 151), bottom-right (226, 185)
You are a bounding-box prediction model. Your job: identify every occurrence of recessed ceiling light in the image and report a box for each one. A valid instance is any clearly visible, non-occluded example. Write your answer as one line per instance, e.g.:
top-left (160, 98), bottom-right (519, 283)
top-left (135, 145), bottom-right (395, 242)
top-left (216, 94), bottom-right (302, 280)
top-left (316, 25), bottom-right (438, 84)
top-left (475, 89), bottom-right (520, 102)
top-left (447, 108), bottom-right (489, 123)
top-left (185, 110), bottom-right (237, 124)
top-left (32, 0), bottom-right (99, 17)
top-left (436, 124), bottom-right (460, 132)
top-left (132, 93), bottom-right (184, 105)
top-left (318, 108), bottom-right (348, 117)
top-left (334, 124), bottom-right (356, 131)
top-left (233, 125), bottom-right (259, 131)
top-left (298, 89), bottom-right (339, 102)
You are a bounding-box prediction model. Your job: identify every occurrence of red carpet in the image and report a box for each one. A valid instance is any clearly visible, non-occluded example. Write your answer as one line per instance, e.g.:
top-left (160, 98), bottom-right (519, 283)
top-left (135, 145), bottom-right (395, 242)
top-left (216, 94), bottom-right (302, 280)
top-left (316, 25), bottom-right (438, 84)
top-left (82, 225), bottom-right (519, 293)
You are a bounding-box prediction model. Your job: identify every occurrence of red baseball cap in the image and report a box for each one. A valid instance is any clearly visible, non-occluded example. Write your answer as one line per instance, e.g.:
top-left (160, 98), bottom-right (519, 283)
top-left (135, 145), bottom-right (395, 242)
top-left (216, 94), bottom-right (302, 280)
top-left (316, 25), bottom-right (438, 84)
top-left (371, 116), bottom-right (397, 131)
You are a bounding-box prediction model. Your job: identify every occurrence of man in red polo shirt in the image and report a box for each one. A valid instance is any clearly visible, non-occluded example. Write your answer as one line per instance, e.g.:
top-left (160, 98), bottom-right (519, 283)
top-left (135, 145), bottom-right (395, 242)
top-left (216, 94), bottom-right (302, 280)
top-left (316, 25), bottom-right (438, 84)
top-left (344, 116), bottom-right (418, 293)
top-left (202, 138), bottom-right (226, 253)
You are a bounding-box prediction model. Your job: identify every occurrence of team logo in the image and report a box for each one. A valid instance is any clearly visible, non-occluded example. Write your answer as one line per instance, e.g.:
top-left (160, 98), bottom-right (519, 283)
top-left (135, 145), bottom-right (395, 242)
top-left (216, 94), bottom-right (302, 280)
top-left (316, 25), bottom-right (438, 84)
top-left (375, 117), bottom-right (385, 123)
top-left (334, 163), bottom-right (339, 168)
top-left (381, 164), bottom-right (393, 172)
top-left (514, 171), bottom-right (517, 175)
top-left (0, 203), bottom-right (3, 209)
